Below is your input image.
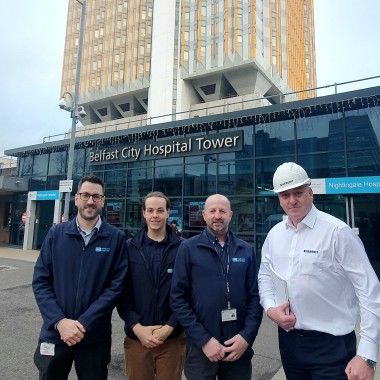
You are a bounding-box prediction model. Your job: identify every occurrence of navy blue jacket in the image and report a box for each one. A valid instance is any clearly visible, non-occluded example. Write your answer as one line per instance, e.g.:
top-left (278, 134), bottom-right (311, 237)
top-left (117, 224), bottom-right (183, 339)
top-left (170, 229), bottom-right (263, 349)
top-left (32, 217), bottom-right (128, 345)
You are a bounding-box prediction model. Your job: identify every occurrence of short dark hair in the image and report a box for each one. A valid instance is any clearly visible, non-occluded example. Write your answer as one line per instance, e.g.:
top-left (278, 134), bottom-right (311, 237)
top-left (142, 191), bottom-right (170, 210)
top-left (77, 174), bottom-right (105, 194)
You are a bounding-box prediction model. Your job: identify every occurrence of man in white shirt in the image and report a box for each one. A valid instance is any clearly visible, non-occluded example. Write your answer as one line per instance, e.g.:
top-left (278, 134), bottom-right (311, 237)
top-left (258, 162), bottom-right (380, 380)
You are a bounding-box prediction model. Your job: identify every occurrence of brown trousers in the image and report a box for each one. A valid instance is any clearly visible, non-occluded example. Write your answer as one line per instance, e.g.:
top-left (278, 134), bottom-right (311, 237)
top-left (124, 333), bottom-right (185, 380)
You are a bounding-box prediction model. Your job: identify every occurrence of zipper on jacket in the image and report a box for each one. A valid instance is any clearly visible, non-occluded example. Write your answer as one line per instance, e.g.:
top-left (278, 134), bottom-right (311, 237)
top-left (74, 239), bottom-right (86, 316)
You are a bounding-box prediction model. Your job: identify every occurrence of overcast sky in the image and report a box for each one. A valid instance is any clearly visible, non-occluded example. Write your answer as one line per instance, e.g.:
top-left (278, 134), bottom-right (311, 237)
top-left (1, 0), bottom-right (379, 156)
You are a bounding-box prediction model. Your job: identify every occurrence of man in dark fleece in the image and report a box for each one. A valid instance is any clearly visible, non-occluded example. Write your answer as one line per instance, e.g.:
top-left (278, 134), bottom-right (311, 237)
top-left (33, 174), bottom-right (128, 380)
top-left (171, 194), bottom-right (263, 380)
top-left (118, 191), bottom-right (185, 380)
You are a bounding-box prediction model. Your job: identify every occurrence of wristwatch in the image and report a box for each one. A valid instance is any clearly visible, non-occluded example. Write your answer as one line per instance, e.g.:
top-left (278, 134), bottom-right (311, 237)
top-left (359, 356), bottom-right (377, 369)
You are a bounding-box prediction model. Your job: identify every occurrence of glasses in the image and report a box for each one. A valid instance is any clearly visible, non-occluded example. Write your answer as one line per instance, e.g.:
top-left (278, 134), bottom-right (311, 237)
top-left (77, 193), bottom-right (105, 202)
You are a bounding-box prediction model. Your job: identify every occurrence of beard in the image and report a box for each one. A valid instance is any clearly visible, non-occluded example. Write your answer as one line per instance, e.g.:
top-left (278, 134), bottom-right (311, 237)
top-left (208, 222), bottom-right (228, 236)
top-left (77, 205), bottom-right (101, 221)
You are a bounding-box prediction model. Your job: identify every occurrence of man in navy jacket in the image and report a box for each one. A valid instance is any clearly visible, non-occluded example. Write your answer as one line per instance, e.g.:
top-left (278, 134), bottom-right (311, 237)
top-left (171, 194), bottom-right (263, 380)
top-left (117, 191), bottom-right (185, 380)
top-left (32, 175), bottom-right (128, 380)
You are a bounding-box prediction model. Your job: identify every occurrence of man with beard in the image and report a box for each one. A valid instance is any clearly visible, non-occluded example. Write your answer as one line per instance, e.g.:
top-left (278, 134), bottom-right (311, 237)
top-left (171, 194), bottom-right (263, 380)
top-left (33, 174), bottom-right (128, 380)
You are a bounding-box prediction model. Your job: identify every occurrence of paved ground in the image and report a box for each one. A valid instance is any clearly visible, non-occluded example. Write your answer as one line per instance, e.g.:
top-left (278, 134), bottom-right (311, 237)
top-left (1, 244), bottom-right (379, 379)
top-left (0, 245), bottom-right (284, 380)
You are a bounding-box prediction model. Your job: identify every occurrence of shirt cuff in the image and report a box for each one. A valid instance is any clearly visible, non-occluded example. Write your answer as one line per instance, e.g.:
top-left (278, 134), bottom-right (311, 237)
top-left (357, 338), bottom-right (379, 363)
top-left (262, 299), bottom-right (277, 313)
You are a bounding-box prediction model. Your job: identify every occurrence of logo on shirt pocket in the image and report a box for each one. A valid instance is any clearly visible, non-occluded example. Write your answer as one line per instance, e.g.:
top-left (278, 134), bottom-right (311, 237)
top-left (300, 249), bottom-right (324, 275)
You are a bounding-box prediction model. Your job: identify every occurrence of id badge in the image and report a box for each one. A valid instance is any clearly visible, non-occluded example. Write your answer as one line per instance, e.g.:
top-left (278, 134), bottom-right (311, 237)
top-left (221, 308), bottom-right (237, 322)
top-left (40, 342), bottom-right (55, 356)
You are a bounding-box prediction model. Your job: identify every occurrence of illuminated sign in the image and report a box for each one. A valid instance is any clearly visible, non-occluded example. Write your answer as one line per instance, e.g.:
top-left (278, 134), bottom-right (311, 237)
top-left (89, 131), bottom-right (243, 164)
top-left (311, 176), bottom-right (380, 194)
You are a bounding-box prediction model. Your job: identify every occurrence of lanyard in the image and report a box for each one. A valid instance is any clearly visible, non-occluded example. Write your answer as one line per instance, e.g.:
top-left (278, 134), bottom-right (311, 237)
top-left (213, 240), bottom-right (232, 309)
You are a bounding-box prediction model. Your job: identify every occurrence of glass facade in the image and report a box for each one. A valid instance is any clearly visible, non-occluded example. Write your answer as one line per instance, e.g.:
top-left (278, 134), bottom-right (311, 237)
top-left (8, 88), bottom-right (380, 277)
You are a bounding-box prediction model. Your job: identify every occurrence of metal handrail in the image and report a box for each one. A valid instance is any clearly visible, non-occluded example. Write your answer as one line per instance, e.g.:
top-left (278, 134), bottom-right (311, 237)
top-left (42, 75), bottom-right (380, 143)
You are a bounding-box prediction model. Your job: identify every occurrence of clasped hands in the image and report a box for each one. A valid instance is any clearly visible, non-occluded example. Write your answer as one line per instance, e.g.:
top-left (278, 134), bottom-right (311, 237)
top-left (57, 318), bottom-right (86, 346)
top-left (202, 335), bottom-right (249, 362)
top-left (132, 324), bottom-right (174, 348)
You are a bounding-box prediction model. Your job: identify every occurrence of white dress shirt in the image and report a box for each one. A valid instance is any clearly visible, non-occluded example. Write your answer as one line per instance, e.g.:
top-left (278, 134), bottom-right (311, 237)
top-left (259, 204), bottom-right (380, 362)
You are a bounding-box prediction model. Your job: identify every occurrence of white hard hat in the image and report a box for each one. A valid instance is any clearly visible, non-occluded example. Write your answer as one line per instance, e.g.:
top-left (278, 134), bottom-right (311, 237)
top-left (272, 162), bottom-right (311, 193)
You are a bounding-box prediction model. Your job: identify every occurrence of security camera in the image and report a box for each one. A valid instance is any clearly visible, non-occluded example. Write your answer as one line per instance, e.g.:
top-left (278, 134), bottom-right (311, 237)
top-left (58, 98), bottom-right (67, 109)
top-left (77, 106), bottom-right (87, 118)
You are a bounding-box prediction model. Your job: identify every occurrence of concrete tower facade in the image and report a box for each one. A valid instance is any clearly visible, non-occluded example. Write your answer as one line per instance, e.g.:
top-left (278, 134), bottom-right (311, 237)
top-left (61, 0), bottom-right (316, 129)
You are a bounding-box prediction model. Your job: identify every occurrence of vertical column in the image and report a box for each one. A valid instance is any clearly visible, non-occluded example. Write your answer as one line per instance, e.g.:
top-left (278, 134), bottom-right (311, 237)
top-left (23, 192), bottom-right (37, 250)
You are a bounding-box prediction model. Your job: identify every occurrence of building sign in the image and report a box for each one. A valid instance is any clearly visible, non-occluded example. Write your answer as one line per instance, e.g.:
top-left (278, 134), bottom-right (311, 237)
top-left (89, 131), bottom-right (243, 164)
top-left (311, 176), bottom-right (380, 194)
top-left (28, 190), bottom-right (60, 201)
top-left (59, 180), bottom-right (73, 193)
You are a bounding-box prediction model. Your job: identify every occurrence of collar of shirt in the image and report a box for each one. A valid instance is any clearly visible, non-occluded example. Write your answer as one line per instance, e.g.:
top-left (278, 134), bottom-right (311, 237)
top-left (285, 204), bottom-right (317, 230)
top-left (206, 228), bottom-right (229, 246)
top-left (76, 216), bottom-right (102, 245)
top-left (143, 231), bottom-right (169, 246)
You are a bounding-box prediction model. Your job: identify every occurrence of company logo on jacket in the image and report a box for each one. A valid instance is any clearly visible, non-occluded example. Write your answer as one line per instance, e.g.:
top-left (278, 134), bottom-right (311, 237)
top-left (95, 247), bottom-right (111, 253)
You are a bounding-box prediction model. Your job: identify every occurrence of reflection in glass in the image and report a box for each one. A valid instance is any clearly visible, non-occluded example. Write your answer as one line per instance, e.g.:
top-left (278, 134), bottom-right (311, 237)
top-left (127, 167), bottom-right (153, 197)
top-left (155, 157), bottom-right (182, 167)
top-left (344, 109), bottom-right (380, 150)
top-left (255, 120), bottom-right (294, 157)
top-left (238, 126), bottom-right (254, 158)
top-left (218, 160), bottom-right (253, 195)
top-left (255, 196), bottom-right (285, 254)
top-left (19, 156), bottom-right (33, 176)
top-left (47, 175), bottom-right (65, 190)
top-left (48, 151), bottom-right (66, 176)
top-left (348, 150), bottom-right (380, 176)
top-left (298, 152), bottom-right (346, 178)
top-left (154, 165), bottom-right (182, 196)
top-left (72, 149), bottom-right (85, 176)
top-left (105, 170), bottom-right (126, 198)
top-left (33, 155), bottom-right (49, 177)
top-left (184, 161), bottom-right (216, 196)
top-left (297, 114), bottom-right (344, 153)
top-left (125, 198), bottom-right (145, 237)
top-left (30, 177), bottom-right (47, 191)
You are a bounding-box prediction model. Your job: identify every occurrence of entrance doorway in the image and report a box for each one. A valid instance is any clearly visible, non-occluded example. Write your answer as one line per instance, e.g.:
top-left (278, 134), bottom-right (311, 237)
top-left (351, 195), bottom-right (380, 279)
top-left (314, 194), bottom-right (380, 279)
top-left (32, 201), bottom-right (55, 249)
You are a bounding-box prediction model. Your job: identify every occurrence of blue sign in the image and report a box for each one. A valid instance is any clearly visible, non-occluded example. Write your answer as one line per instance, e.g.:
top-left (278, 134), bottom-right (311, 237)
top-left (322, 176), bottom-right (380, 194)
top-left (36, 190), bottom-right (60, 200)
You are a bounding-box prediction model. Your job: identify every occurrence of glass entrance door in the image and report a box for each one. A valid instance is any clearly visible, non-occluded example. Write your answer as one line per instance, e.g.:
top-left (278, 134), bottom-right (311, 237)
top-left (351, 195), bottom-right (380, 279)
top-left (313, 194), bottom-right (380, 279)
top-left (32, 200), bottom-right (55, 250)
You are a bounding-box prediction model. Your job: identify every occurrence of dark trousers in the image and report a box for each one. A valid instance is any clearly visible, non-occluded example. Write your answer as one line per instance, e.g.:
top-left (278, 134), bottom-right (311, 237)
top-left (34, 339), bottom-right (111, 380)
top-left (184, 343), bottom-right (253, 380)
top-left (278, 327), bottom-right (356, 380)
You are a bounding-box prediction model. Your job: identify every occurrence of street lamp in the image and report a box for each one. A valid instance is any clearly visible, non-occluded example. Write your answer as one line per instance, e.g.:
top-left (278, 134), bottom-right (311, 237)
top-left (60, 0), bottom-right (86, 222)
